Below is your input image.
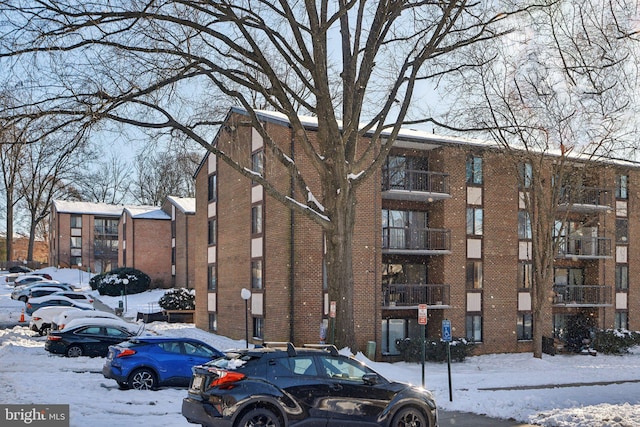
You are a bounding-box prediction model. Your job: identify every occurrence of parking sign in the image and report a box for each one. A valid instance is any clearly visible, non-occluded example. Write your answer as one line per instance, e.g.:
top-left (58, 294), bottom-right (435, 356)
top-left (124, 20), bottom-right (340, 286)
top-left (418, 304), bottom-right (428, 325)
top-left (442, 319), bottom-right (452, 342)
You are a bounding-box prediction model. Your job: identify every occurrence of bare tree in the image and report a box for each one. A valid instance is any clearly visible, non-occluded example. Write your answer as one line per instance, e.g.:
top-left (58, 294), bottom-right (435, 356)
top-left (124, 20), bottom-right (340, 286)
top-left (0, 0), bottom-right (540, 348)
top-left (0, 116), bottom-right (26, 261)
top-left (75, 152), bottom-right (133, 204)
top-left (18, 128), bottom-right (90, 260)
top-left (132, 149), bottom-right (199, 206)
top-left (439, 0), bottom-right (639, 357)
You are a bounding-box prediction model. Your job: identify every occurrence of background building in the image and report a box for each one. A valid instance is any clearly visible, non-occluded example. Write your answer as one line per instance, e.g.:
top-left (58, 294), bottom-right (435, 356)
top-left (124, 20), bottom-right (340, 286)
top-left (162, 196), bottom-right (196, 289)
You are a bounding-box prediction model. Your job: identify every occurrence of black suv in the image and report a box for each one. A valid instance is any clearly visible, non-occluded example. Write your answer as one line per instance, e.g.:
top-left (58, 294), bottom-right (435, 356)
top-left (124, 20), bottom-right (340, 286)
top-left (182, 342), bottom-right (438, 427)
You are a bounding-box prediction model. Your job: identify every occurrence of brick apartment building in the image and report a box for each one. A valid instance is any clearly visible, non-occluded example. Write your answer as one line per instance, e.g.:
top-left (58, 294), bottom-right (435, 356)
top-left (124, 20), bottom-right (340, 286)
top-left (50, 200), bottom-right (122, 273)
top-left (162, 196), bottom-right (197, 289)
top-left (50, 198), bottom-right (196, 289)
top-left (119, 205), bottom-right (172, 288)
top-left (194, 108), bottom-right (639, 358)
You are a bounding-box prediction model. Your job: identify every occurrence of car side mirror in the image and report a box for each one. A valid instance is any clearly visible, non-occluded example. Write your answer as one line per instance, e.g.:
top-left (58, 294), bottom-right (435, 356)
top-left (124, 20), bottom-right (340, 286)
top-left (362, 373), bottom-right (379, 385)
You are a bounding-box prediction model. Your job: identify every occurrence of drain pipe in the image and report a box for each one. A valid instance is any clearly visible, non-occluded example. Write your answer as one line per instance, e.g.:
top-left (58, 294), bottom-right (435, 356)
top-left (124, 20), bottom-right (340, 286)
top-left (289, 134), bottom-right (296, 343)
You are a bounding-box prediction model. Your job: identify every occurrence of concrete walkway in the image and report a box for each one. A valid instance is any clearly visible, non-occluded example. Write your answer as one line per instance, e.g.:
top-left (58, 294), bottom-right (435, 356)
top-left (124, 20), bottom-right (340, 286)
top-left (439, 410), bottom-right (537, 426)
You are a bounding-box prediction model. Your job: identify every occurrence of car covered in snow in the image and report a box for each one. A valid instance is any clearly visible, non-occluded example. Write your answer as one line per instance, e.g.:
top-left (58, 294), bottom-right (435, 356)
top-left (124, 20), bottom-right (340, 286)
top-left (25, 295), bottom-right (93, 315)
top-left (29, 306), bottom-right (84, 336)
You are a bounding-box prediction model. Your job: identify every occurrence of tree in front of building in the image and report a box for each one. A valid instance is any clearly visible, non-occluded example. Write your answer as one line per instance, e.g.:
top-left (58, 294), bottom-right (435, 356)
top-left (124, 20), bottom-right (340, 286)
top-left (440, 0), bottom-right (639, 357)
top-left (1, 1), bottom-right (542, 349)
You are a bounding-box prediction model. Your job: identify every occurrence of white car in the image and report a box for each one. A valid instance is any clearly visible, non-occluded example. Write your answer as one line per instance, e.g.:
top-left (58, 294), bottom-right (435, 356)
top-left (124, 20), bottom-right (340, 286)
top-left (29, 290), bottom-right (94, 305)
top-left (25, 295), bottom-right (93, 315)
top-left (29, 306), bottom-right (83, 336)
top-left (11, 282), bottom-right (70, 301)
top-left (53, 309), bottom-right (123, 331)
top-left (13, 275), bottom-right (48, 287)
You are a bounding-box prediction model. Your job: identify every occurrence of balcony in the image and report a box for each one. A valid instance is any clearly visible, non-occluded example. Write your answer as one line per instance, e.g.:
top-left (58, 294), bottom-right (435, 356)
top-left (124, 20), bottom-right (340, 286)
top-left (552, 285), bottom-right (612, 307)
top-left (557, 187), bottom-right (612, 212)
top-left (382, 170), bottom-right (450, 201)
top-left (382, 227), bottom-right (451, 255)
top-left (94, 226), bottom-right (119, 236)
top-left (557, 236), bottom-right (612, 259)
top-left (383, 284), bottom-right (450, 308)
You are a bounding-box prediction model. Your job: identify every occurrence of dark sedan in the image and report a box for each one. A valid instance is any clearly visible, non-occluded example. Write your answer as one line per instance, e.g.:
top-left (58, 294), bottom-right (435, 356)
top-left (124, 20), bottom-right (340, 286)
top-left (45, 322), bottom-right (138, 357)
top-left (182, 342), bottom-right (438, 427)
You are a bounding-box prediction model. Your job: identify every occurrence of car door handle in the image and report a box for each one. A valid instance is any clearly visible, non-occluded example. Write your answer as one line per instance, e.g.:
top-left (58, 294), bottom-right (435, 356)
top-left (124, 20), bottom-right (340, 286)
top-left (329, 384), bottom-right (342, 391)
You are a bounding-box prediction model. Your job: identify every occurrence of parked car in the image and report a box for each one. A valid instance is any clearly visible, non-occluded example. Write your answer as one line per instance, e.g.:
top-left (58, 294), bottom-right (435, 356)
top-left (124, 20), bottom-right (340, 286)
top-left (29, 306), bottom-right (83, 336)
top-left (45, 318), bottom-right (142, 357)
top-left (8, 265), bottom-right (32, 273)
top-left (53, 309), bottom-right (122, 331)
top-left (11, 282), bottom-right (72, 301)
top-left (182, 343), bottom-right (439, 427)
top-left (25, 295), bottom-right (93, 315)
top-left (12, 275), bottom-right (48, 287)
top-left (29, 290), bottom-right (94, 305)
top-left (25, 287), bottom-right (69, 301)
top-left (103, 337), bottom-right (224, 390)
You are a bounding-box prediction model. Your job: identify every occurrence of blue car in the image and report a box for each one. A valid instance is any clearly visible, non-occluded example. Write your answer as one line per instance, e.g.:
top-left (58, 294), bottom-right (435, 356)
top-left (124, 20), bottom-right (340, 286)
top-left (102, 336), bottom-right (223, 390)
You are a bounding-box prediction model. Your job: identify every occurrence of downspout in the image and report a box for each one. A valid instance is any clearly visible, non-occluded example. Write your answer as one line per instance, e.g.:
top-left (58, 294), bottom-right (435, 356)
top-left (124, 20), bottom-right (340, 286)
top-left (289, 133), bottom-right (296, 343)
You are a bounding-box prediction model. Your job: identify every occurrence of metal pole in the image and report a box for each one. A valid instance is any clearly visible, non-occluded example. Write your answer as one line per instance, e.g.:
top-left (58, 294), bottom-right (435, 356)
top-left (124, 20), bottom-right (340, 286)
top-left (421, 324), bottom-right (425, 388)
top-left (447, 341), bottom-right (453, 401)
top-left (245, 298), bottom-right (249, 349)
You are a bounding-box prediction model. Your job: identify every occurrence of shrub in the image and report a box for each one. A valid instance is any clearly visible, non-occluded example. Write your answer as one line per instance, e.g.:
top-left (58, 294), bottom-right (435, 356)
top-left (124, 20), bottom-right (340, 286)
top-left (593, 329), bottom-right (640, 355)
top-left (158, 288), bottom-right (195, 311)
top-left (396, 337), bottom-right (474, 363)
top-left (89, 267), bottom-right (151, 296)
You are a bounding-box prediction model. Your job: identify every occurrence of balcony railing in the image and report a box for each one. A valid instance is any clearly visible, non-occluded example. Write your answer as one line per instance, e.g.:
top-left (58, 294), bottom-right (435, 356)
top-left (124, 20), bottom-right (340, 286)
top-left (382, 227), bottom-right (451, 253)
top-left (94, 226), bottom-right (119, 236)
top-left (552, 285), bottom-right (612, 306)
top-left (558, 186), bottom-right (612, 211)
top-left (383, 284), bottom-right (450, 308)
top-left (382, 169), bottom-right (450, 200)
top-left (557, 236), bottom-right (612, 259)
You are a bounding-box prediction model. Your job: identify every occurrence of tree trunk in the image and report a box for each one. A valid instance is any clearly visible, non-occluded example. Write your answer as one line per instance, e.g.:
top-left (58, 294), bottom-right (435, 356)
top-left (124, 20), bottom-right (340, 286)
top-left (324, 187), bottom-right (357, 350)
top-left (5, 192), bottom-right (13, 261)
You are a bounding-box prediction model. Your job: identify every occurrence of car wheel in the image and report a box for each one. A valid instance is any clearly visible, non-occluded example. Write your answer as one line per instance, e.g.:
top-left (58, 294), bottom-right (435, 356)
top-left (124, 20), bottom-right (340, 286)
top-left (391, 407), bottom-right (428, 427)
top-left (129, 368), bottom-right (157, 390)
top-left (66, 345), bottom-right (83, 357)
top-left (235, 408), bottom-right (281, 427)
top-left (117, 381), bottom-right (130, 390)
top-left (39, 324), bottom-right (51, 336)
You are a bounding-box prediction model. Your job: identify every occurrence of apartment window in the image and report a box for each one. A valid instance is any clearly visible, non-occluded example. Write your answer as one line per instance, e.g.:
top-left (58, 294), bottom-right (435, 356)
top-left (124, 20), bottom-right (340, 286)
top-left (70, 237), bottom-right (82, 249)
top-left (519, 162), bottom-right (533, 189)
top-left (208, 313), bottom-right (217, 332)
top-left (466, 261), bottom-right (483, 289)
top-left (208, 174), bottom-right (217, 202)
top-left (616, 175), bottom-right (628, 200)
top-left (615, 311), bottom-right (628, 330)
top-left (554, 267), bottom-right (584, 286)
top-left (616, 265), bottom-right (628, 290)
top-left (252, 204), bottom-right (263, 235)
top-left (252, 150), bottom-right (264, 177)
top-left (208, 219), bottom-right (216, 245)
top-left (208, 265), bottom-right (217, 291)
top-left (70, 256), bottom-right (82, 266)
top-left (171, 247), bottom-right (176, 265)
top-left (616, 218), bottom-right (628, 244)
top-left (253, 317), bottom-right (264, 340)
top-left (466, 155), bottom-right (483, 185)
top-left (251, 259), bottom-right (263, 289)
top-left (171, 220), bottom-right (176, 238)
top-left (518, 211), bottom-right (532, 239)
top-left (382, 263), bottom-right (427, 285)
top-left (517, 312), bottom-right (532, 340)
top-left (466, 314), bottom-right (482, 342)
top-left (466, 208), bottom-right (483, 235)
top-left (70, 215), bottom-right (82, 228)
top-left (518, 262), bottom-right (532, 289)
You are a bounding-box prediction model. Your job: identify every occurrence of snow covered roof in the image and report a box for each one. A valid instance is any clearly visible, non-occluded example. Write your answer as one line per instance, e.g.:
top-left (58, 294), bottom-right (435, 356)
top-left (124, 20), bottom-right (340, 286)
top-left (53, 200), bottom-right (126, 217)
top-left (165, 196), bottom-right (196, 214)
top-left (123, 205), bottom-right (171, 220)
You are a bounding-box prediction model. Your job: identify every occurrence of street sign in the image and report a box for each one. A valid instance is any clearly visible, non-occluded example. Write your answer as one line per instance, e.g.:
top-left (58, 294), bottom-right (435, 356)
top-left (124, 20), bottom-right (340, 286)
top-left (442, 319), bottom-right (452, 342)
top-left (418, 304), bottom-right (428, 325)
top-left (329, 301), bottom-right (336, 318)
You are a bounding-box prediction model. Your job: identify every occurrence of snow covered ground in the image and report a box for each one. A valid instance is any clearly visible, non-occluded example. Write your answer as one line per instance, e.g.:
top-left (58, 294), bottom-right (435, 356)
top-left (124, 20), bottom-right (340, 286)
top-left (1, 267), bottom-right (640, 426)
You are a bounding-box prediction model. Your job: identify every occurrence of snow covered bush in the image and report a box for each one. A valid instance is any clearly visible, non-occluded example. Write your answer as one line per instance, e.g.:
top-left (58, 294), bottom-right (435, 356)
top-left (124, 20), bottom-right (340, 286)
top-left (158, 288), bottom-right (195, 310)
top-left (593, 329), bottom-right (640, 354)
top-left (89, 267), bottom-right (151, 296)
